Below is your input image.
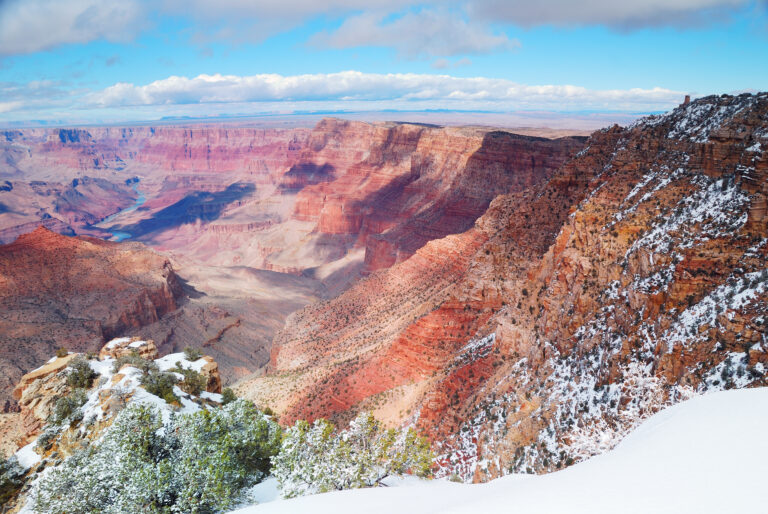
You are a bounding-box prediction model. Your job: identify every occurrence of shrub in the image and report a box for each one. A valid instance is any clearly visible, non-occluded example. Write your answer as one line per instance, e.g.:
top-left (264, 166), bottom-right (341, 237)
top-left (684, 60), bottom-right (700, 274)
top-left (183, 346), bottom-right (202, 361)
top-left (140, 371), bottom-right (179, 404)
top-left (66, 356), bottom-right (97, 389)
top-left (174, 364), bottom-right (207, 396)
top-left (55, 347), bottom-right (68, 358)
top-left (272, 412), bottom-right (433, 498)
top-left (48, 389), bottom-right (88, 426)
top-left (0, 452), bottom-right (24, 505)
top-left (34, 401), bottom-right (281, 513)
top-left (112, 351), bottom-right (158, 374)
top-left (221, 387), bottom-right (237, 405)
top-left (35, 426), bottom-right (60, 453)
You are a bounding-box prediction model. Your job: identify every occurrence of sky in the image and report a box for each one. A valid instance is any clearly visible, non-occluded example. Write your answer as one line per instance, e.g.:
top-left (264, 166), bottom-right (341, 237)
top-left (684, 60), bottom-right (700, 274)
top-left (0, 0), bottom-right (766, 126)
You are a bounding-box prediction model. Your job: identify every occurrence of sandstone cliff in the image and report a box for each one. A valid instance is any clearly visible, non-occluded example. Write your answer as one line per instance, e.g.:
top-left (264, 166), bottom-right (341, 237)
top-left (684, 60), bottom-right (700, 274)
top-left (239, 93), bottom-right (768, 481)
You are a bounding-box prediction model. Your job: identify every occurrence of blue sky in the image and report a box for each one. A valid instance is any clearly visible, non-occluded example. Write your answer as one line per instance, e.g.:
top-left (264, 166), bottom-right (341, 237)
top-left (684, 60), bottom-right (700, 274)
top-left (0, 0), bottom-right (766, 125)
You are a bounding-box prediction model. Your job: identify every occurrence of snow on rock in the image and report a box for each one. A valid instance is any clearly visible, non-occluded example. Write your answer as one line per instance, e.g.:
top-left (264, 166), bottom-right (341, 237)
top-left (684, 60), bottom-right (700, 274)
top-left (156, 352), bottom-right (208, 373)
top-left (14, 442), bottom-right (41, 470)
top-left (231, 387), bottom-right (768, 514)
top-left (663, 270), bottom-right (768, 352)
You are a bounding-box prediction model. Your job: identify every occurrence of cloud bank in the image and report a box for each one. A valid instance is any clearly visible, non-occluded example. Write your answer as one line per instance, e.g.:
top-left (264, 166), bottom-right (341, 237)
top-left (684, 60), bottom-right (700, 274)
top-left (310, 10), bottom-right (517, 58)
top-left (85, 71), bottom-right (683, 111)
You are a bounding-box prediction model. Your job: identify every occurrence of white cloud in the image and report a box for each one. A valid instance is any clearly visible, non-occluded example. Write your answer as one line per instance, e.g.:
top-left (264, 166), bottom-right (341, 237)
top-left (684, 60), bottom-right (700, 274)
top-left (0, 0), bottom-right (755, 57)
top-left (84, 71), bottom-right (685, 112)
top-left (467, 0), bottom-right (752, 28)
top-left (0, 0), bottom-right (145, 55)
top-left (310, 10), bottom-right (516, 58)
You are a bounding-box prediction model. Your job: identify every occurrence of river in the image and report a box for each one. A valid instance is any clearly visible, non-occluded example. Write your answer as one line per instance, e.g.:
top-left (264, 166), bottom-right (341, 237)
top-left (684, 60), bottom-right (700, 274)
top-left (100, 181), bottom-right (146, 242)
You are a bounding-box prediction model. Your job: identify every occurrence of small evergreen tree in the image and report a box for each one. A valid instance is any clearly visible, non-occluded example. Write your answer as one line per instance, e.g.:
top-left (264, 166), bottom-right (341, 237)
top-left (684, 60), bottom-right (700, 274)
top-left (221, 387), bottom-right (237, 405)
top-left (172, 362), bottom-right (207, 396)
top-left (183, 347), bottom-right (202, 361)
top-left (0, 452), bottom-right (24, 505)
top-left (48, 389), bottom-right (88, 426)
top-left (140, 370), bottom-right (179, 404)
top-left (66, 356), bottom-right (97, 389)
top-left (272, 412), bottom-right (433, 498)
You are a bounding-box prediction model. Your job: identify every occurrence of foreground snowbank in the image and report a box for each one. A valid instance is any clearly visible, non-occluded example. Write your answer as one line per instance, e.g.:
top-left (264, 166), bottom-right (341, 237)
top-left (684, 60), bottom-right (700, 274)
top-left (233, 387), bottom-right (768, 514)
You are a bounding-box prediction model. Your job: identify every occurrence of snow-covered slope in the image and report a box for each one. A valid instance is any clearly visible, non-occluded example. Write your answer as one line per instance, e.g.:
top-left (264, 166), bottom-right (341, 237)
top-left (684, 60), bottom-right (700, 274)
top-left (233, 387), bottom-right (768, 514)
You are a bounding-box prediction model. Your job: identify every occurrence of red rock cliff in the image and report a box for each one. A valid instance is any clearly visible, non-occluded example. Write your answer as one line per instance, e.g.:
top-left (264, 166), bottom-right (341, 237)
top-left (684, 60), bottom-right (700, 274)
top-left (240, 93), bottom-right (768, 482)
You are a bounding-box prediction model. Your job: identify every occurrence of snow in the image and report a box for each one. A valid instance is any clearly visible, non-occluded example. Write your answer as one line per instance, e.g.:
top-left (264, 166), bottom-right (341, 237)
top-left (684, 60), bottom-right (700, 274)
top-left (104, 337), bottom-right (131, 349)
top-left (155, 352), bottom-right (207, 372)
top-left (663, 270), bottom-right (768, 351)
top-left (14, 442), bottom-right (41, 470)
top-left (231, 387), bottom-right (768, 514)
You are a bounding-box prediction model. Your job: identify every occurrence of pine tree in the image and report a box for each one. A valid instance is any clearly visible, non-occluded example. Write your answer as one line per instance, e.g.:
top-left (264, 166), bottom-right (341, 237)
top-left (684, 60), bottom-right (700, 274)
top-left (272, 412), bottom-right (433, 499)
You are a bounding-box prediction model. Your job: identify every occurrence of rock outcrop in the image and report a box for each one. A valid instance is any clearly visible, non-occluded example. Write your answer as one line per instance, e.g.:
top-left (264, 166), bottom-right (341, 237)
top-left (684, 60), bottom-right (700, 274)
top-left (8, 339), bottom-right (224, 451)
top-left (239, 93), bottom-right (768, 481)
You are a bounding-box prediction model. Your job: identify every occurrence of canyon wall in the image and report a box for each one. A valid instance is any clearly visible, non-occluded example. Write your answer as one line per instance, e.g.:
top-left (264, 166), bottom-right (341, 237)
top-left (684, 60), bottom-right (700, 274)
top-left (239, 93), bottom-right (768, 481)
top-left (0, 120), bottom-right (584, 414)
top-left (0, 120), bottom-right (584, 281)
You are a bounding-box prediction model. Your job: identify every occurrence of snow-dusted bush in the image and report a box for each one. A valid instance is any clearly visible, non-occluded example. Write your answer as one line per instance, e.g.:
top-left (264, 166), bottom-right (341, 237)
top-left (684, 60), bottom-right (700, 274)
top-left (272, 412), bottom-right (433, 499)
top-left (171, 400), bottom-right (282, 512)
top-left (141, 370), bottom-right (179, 404)
top-left (66, 356), bottom-right (96, 389)
top-left (173, 363), bottom-right (207, 396)
top-left (112, 352), bottom-right (158, 374)
top-left (221, 387), bottom-right (237, 405)
top-left (34, 399), bottom-right (281, 513)
top-left (183, 347), bottom-right (202, 361)
top-left (48, 388), bottom-right (87, 426)
top-left (0, 452), bottom-right (24, 505)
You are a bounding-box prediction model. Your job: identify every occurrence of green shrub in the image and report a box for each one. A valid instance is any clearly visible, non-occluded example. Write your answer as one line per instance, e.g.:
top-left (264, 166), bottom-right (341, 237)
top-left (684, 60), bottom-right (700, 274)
top-left (273, 412), bottom-right (433, 498)
top-left (66, 356), bottom-right (97, 389)
top-left (0, 452), bottom-right (24, 505)
top-left (34, 401), bottom-right (282, 513)
top-left (174, 364), bottom-right (206, 396)
top-left (221, 387), bottom-right (237, 405)
top-left (48, 389), bottom-right (88, 426)
top-left (112, 351), bottom-right (158, 374)
top-left (35, 426), bottom-right (60, 453)
top-left (183, 346), bottom-right (202, 361)
top-left (55, 347), bottom-right (68, 358)
top-left (140, 371), bottom-right (179, 404)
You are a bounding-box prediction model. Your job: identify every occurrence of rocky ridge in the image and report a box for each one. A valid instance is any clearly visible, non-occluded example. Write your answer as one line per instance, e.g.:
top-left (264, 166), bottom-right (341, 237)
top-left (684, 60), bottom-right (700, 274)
top-left (239, 93), bottom-right (768, 481)
top-left (1, 120), bottom-right (584, 280)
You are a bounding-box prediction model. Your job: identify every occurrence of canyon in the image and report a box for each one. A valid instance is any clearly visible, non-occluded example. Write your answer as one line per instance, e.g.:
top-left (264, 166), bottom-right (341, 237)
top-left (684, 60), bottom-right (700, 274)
top-left (1, 94), bottom-right (766, 485)
top-left (0, 119), bottom-right (584, 414)
top-left (239, 93), bottom-right (768, 480)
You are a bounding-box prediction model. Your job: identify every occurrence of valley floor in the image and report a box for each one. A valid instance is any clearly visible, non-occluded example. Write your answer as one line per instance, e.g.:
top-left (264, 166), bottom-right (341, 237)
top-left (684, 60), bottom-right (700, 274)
top-left (232, 387), bottom-right (768, 514)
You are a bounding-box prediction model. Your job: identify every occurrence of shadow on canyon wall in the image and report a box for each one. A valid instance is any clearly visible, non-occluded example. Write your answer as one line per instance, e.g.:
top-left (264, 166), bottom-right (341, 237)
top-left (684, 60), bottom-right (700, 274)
top-left (114, 182), bottom-right (257, 240)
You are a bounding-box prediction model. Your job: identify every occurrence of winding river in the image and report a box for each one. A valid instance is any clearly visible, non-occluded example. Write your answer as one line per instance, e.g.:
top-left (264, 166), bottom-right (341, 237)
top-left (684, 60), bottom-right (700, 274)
top-left (101, 181), bottom-right (146, 242)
